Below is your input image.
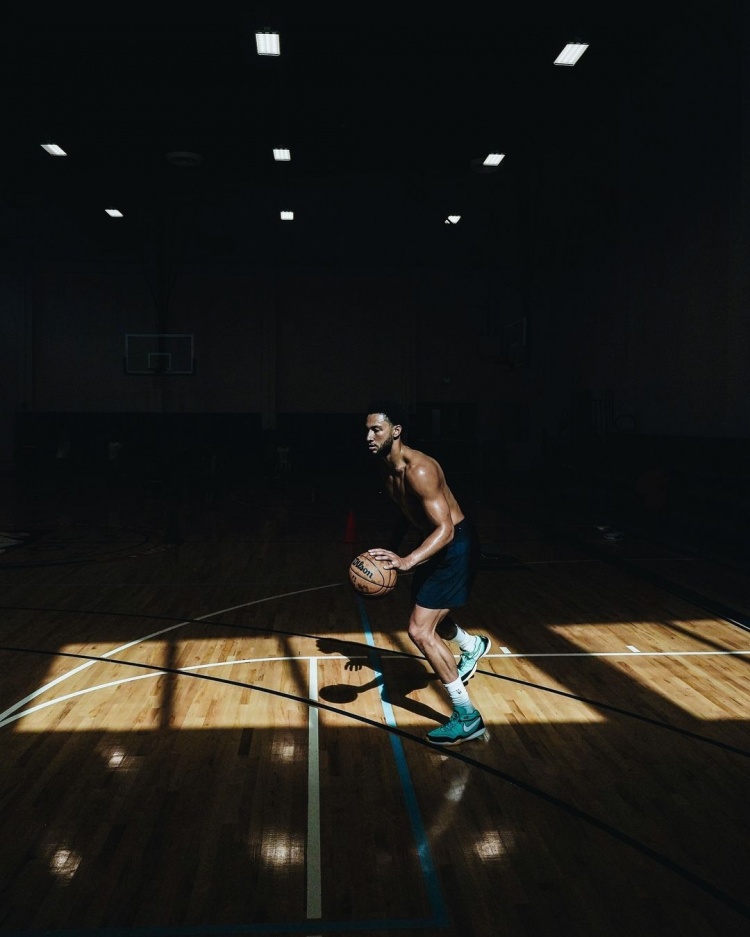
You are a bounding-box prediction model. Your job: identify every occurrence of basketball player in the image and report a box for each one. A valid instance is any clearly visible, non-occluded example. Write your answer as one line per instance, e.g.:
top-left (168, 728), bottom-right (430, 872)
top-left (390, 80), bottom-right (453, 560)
top-left (365, 403), bottom-right (491, 746)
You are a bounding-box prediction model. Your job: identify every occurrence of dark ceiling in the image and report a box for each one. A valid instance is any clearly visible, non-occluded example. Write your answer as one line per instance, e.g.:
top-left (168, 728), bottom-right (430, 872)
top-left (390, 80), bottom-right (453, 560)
top-left (0, 3), bottom-right (738, 270)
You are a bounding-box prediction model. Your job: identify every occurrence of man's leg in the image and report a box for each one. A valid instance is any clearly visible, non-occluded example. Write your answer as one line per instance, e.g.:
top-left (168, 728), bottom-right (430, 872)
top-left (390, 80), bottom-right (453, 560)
top-left (408, 605), bottom-right (485, 745)
top-left (436, 614), bottom-right (491, 685)
top-left (408, 605), bottom-right (459, 684)
top-left (435, 615), bottom-right (458, 642)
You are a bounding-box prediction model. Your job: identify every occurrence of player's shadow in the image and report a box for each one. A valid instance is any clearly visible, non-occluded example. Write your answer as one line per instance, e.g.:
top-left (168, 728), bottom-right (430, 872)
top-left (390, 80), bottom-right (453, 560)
top-left (316, 637), bottom-right (446, 725)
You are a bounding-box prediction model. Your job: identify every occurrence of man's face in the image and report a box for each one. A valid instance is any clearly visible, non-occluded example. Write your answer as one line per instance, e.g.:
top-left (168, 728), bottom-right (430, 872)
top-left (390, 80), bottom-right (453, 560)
top-left (366, 413), bottom-right (398, 457)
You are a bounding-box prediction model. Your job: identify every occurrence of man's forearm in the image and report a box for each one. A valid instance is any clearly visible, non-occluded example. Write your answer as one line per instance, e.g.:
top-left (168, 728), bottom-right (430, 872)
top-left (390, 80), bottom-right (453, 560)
top-left (402, 523), bottom-right (454, 570)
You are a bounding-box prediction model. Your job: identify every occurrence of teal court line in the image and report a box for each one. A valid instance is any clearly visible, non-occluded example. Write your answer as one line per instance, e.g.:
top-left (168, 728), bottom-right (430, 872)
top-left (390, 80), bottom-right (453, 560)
top-left (354, 594), bottom-right (450, 929)
top-left (10, 599), bottom-right (450, 936)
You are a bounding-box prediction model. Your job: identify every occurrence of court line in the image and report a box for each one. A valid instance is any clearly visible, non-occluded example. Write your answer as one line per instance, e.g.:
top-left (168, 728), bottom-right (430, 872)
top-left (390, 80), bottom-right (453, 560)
top-left (355, 595), bottom-right (449, 929)
top-left (481, 649), bottom-right (750, 659)
top-left (4, 646), bottom-right (750, 732)
top-left (307, 659), bottom-right (322, 920)
top-left (0, 583), bottom-right (342, 725)
top-left (0, 657), bottom-right (302, 730)
top-left (3, 642), bottom-right (750, 923)
top-left (555, 530), bottom-right (750, 635)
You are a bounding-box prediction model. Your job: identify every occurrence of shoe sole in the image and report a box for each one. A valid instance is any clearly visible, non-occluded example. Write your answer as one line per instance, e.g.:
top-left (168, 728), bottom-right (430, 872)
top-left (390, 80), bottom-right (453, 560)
top-left (426, 723), bottom-right (486, 746)
top-left (460, 635), bottom-right (491, 685)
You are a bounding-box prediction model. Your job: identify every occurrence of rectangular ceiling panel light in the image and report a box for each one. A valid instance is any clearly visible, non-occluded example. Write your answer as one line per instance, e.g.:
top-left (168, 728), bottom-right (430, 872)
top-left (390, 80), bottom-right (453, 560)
top-left (280, 211), bottom-right (294, 220)
top-left (483, 153), bottom-right (505, 166)
top-left (273, 148), bottom-right (291, 161)
top-left (554, 43), bottom-right (589, 66)
top-left (446, 215), bottom-right (461, 224)
top-left (256, 32), bottom-right (280, 55)
top-left (105, 209), bottom-right (123, 217)
top-left (41, 143), bottom-right (67, 156)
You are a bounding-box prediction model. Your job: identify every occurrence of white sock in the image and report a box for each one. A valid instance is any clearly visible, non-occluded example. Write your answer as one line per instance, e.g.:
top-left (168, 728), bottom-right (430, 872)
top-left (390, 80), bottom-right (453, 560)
top-left (453, 624), bottom-right (477, 653)
top-left (443, 676), bottom-right (472, 712)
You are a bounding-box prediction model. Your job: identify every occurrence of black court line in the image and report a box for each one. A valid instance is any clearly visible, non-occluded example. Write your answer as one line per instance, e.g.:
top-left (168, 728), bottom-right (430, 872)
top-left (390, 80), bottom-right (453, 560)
top-left (475, 666), bottom-right (750, 759)
top-left (557, 532), bottom-right (750, 634)
top-left (480, 496), bottom-right (750, 635)
top-left (1, 642), bottom-right (749, 924)
top-left (0, 603), bottom-right (748, 760)
top-left (0, 525), bottom-right (161, 570)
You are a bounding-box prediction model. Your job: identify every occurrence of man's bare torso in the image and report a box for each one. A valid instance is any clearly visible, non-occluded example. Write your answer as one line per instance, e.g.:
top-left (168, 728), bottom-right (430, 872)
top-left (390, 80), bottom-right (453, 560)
top-left (381, 446), bottom-right (465, 534)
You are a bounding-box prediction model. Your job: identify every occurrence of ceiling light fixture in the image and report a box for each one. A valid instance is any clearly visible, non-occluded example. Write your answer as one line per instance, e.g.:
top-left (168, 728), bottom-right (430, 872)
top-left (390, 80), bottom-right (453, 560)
top-left (105, 209), bottom-right (123, 217)
top-left (445, 215), bottom-right (461, 225)
top-left (280, 211), bottom-right (294, 220)
top-left (482, 153), bottom-right (505, 166)
top-left (273, 148), bottom-right (291, 161)
top-left (256, 31), bottom-right (280, 55)
top-left (554, 43), bottom-right (589, 66)
top-left (41, 143), bottom-right (66, 156)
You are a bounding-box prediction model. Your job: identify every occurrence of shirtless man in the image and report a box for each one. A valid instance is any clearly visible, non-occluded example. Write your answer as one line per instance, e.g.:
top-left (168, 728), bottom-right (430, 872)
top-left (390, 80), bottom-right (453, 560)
top-left (365, 403), bottom-right (491, 746)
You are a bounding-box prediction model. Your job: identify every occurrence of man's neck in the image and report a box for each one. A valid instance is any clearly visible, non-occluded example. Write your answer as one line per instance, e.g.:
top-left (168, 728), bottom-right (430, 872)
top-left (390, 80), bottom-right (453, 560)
top-left (383, 441), bottom-right (409, 474)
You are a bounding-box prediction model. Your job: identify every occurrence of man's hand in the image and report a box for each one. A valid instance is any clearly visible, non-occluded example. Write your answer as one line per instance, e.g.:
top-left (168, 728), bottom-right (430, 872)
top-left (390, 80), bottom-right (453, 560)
top-left (367, 547), bottom-right (411, 572)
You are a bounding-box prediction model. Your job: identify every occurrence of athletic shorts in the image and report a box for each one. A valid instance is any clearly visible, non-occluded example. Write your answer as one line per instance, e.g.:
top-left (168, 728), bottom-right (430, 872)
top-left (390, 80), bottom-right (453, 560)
top-left (411, 519), bottom-right (480, 610)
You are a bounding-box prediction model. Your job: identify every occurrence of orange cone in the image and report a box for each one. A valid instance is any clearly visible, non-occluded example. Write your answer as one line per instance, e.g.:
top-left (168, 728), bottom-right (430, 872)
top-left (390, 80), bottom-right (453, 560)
top-left (343, 509), bottom-right (356, 544)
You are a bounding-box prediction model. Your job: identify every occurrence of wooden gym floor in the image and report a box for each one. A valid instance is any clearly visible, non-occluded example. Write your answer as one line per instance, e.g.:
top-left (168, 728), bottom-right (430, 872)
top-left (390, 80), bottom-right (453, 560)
top-left (1, 471), bottom-right (749, 937)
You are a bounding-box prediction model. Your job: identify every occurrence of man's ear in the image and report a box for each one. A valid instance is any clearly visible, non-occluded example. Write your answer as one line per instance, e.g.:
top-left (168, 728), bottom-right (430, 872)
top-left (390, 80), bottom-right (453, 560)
top-left (392, 424), bottom-right (402, 438)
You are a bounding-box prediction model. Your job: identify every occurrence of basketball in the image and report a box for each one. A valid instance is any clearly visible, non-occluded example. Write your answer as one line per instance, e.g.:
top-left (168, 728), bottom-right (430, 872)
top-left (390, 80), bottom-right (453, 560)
top-left (348, 552), bottom-right (397, 597)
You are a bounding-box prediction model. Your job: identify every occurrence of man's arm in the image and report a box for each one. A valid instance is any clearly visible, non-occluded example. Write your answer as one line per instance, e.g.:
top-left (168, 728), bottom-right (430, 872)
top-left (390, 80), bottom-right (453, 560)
top-left (368, 463), bottom-right (454, 572)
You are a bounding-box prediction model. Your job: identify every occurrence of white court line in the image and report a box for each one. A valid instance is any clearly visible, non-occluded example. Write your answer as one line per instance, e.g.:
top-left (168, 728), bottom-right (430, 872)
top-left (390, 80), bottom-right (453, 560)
top-left (0, 673), bottom-right (160, 729)
top-left (306, 659), bottom-right (322, 920)
top-left (2, 650), bottom-right (417, 729)
top-left (0, 582), bottom-right (342, 725)
top-left (481, 650), bottom-right (750, 659)
top-left (5, 646), bottom-right (750, 731)
top-left (0, 656), bottom-right (303, 730)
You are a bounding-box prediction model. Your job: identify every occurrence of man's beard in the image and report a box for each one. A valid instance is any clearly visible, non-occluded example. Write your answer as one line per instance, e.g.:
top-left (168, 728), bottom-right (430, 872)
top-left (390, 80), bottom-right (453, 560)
top-left (374, 437), bottom-right (393, 458)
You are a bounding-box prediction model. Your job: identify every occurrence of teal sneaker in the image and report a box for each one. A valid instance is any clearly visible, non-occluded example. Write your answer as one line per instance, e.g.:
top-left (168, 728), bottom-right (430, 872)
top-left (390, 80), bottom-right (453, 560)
top-left (427, 708), bottom-right (485, 746)
top-left (457, 635), bottom-right (491, 685)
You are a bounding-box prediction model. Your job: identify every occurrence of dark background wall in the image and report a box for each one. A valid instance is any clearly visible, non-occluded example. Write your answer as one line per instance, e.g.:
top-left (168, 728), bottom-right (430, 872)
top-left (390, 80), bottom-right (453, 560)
top-left (1, 4), bottom-right (748, 557)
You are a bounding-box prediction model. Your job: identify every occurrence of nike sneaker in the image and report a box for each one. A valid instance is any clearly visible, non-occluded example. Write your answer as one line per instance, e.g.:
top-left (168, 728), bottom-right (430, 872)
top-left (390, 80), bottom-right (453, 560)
top-left (458, 635), bottom-right (491, 685)
top-left (427, 708), bottom-right (485, 746)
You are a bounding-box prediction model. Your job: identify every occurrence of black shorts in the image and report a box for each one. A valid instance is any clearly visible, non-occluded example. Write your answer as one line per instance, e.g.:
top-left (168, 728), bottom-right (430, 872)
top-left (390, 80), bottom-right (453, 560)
top-left (411, 519), bottom-right (480, 610)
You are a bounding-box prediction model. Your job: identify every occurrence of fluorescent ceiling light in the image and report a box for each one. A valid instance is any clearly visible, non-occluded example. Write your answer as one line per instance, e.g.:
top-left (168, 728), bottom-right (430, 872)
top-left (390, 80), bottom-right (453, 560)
top-left (280, 211), bottom-right (294, 220)
top-left (256, 31), bottom-right (280, 55)
top-left (105, 209), bottom-right (123, 217)
top-left (445, 215), bottom-right (461, 225)
top-left (483, 153), bottom-right (505, 166)
top-left (554, 43), bottom-right (589, 66)
top-left (273, 148), bottom-right (291, 161)
top-left (41, 143), bottom-right (66, 156)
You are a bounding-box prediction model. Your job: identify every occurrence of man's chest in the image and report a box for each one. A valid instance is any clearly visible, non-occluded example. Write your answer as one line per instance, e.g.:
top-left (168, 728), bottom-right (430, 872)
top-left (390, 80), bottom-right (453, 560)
top-left (385, 473), bottom-right (417, 508)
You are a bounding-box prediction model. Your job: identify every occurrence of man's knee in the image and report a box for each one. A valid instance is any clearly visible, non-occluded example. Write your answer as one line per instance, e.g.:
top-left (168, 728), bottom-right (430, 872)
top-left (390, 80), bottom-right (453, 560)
top-left (409, 608), bottom-right (449, 648)
top-left (407, 617), bottom-right (430, 649)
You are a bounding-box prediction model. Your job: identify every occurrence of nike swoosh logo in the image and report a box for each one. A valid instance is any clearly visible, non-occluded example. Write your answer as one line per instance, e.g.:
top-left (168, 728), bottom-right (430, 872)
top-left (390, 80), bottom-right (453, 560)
top-left (463, 718), bottom-right (482, 734)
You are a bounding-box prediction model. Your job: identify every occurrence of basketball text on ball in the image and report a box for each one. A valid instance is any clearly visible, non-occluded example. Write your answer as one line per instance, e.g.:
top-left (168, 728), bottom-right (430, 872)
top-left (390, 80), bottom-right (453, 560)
top-left (352, 557), bottom-right (374, 579)
top-left (348, 551), bottom-right (396, 597)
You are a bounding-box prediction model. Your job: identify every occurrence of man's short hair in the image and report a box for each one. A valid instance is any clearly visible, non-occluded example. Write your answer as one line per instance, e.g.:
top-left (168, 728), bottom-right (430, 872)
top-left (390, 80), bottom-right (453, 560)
top-left (366, 400), bottom-right (409, 434)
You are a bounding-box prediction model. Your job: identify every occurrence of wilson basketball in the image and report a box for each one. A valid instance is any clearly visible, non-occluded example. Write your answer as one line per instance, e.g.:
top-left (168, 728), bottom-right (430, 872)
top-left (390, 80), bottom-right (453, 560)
top-left (348, 552), bottom-right (397, 597)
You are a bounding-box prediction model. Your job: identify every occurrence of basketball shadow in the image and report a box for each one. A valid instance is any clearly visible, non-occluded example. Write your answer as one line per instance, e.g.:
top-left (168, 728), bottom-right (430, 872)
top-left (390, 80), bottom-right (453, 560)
top-left (316, 637), bottom-right (446, 724)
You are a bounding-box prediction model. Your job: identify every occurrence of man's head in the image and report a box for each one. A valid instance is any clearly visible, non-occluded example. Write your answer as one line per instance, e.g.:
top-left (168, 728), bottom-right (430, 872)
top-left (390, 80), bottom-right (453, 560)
top-left (365, 401), bottom-right (407, 458)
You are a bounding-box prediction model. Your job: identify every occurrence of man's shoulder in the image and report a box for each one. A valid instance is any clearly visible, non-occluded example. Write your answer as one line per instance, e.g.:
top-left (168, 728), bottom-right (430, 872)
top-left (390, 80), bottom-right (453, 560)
top-left (404, 449), bottom-right (441, 485)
